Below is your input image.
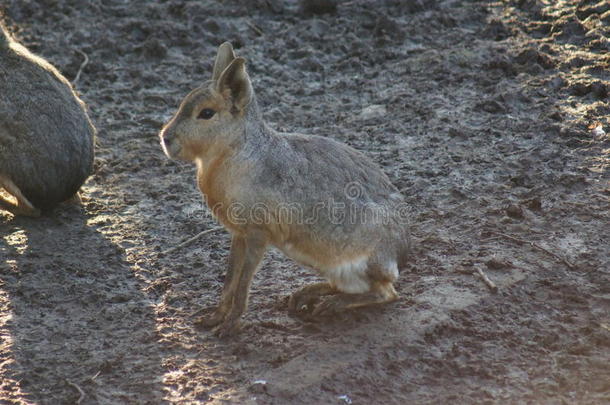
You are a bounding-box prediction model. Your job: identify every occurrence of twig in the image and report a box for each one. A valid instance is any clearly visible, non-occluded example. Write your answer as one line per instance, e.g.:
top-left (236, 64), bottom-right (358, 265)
top-left (246, 20), bottom-right (264, 36)
top-left (475, 266), bottom-right (498, 293)
top-left (258, 320), bottom-right (296, 333)
top-left (489, 231), bottom-right (578, 271)
top-left (90, 370), bottom-right (101, 381)
top-left (160, 226), bottom-right (224, 256)
top-left (66, 380), bottom-right (85, 404)
top-left (72, 49), bottom-right (89, 85)
top-left (504, 146), bottom-right (537, 157)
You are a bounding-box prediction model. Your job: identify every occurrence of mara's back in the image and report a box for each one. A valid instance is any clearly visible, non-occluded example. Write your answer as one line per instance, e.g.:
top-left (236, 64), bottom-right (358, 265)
top-left (236, 129), bottom-right (408, 250)
top-left (246, 130), bottom-right (403, 209)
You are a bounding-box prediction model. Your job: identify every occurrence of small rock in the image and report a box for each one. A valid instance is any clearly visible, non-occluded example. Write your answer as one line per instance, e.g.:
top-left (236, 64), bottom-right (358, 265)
top-left (482, 19), bottom-right (512, 41)
top-left (510, 173), bottom-right (532, 188)
top-left (484, 55), bottom-right (517, 76)
top-left (232, 343), bottom-right (253, 356)
top-left (505, 204), bottom-right (524, 219)
top-left (576, 2), bottom-right (610, 21)
top-left (591, 124), bottom-right (606, 138)
top-left (260, 0), bottom-right (284, 14)
top-left (337, 394), bottom-right (353, 404)
top-left (567, 56), bottom-right (587, 68)
top-left (530, 21), bottom-right (551, 36)
top-left (374, 15), bottom-right (405, 42)
top-left (559, 173), bottom-right (587, 188)
top-left (309, 19), bottom-right (330, 37)
top-left (476, 99), bottom-right (506, 114)
top-left (588, 36), bottom-right (610, 52)
top-left (288, 48), bottom-right (312, 59)
top-left (486, 257), bottom-right (512, 270)
top-left (402, 0), bottom-right (432, 14)
top-left (514, 48), bottom-right (554, 69)
top-left (448, 127), bottom-right (467, 139)
top-left (139, 38), bottom-right (167, 59)
top-left (552, 17), bottom-right (587, 41)
top-left (516, 0), bottom-right (542, 14)
top-left (202, 19), bottom-right (221, 34)
top-left (109, 293), bottom-right (131, 303)
top-left (524, 197), bottom-right (542, 211)
top-left (359, 104), bottom-right (387, 120)
top-left (590, 81), bottom-right (608, 99)
top-left (297, 57), bottom-right (324, 72)
top-left (549, 76), bottom-right (566, 90)
top-left (569, 82), bottom-right (591, 96)
top-left (547, 111), bottom-right (563, 121)
top-left (299, 0), bottom-right (337, 15)
top-left (249, 380), bottom-right (267, 394)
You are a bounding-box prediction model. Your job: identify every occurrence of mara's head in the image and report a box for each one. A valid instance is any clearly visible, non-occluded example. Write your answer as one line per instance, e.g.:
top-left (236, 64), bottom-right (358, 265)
top-left (160, 42), bottom-right (254, 161)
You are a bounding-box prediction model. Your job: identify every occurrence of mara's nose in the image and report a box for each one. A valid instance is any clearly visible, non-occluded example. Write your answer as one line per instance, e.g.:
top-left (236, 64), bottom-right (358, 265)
top-left (160, 125), bottom-right (173, 144)
top-left (159, 126), bottom-right (175, 157)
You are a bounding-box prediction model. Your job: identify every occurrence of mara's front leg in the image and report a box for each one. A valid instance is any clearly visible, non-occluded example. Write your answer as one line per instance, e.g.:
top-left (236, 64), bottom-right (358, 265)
top-left (206, 230), bottom-right (268, 337)
top-left (196, 234), bottom-right (246, 328)
top-left (213, 230), bottom-right (267, 337)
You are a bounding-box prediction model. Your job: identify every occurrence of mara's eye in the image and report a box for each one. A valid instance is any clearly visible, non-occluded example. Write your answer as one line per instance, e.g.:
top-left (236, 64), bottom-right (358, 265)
top-left (197, 108), bottom-right (215, 120)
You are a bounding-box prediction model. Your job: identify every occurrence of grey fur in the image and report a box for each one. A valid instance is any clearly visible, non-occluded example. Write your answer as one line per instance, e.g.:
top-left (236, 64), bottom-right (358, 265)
top-left (0, 24), bottom-right (95, 211)
top-left (160, 42), bottom-right (411, 334)
top-left (234, 102), bottom-right (411, 268)
top-left (211, 42), bottom-right (236, 83)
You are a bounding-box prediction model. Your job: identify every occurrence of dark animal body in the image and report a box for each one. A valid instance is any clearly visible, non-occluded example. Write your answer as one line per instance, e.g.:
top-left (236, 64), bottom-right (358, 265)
top-left (0, 24), bottom-right (94, 214)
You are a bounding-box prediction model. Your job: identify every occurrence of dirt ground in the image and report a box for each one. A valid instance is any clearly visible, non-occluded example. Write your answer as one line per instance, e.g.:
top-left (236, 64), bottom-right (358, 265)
top-left (1, 0), bottom-right (609, 403)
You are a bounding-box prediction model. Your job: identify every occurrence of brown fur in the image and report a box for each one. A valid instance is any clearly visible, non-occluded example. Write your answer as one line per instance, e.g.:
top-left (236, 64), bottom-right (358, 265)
top-left (159, 42), bottom-right (411, 336)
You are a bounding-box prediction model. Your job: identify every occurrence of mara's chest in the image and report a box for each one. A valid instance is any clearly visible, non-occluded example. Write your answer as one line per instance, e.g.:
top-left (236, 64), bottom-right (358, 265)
top-left (196, 156), bottom-right (240, 232)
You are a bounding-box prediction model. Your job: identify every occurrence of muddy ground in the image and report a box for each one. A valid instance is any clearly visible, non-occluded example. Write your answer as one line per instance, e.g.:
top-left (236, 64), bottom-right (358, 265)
top-left (1, 0), bottom-right (609, 403)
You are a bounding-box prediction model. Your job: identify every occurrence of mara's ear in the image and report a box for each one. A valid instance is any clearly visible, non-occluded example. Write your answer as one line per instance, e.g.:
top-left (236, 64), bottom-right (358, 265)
top-left (216, 57), bottom-right (252, 112)
top-left (212, 42), bottom-right (236, 83)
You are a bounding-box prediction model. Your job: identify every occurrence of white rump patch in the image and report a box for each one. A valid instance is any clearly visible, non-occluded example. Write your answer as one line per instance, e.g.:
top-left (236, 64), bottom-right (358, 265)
top-left (324, 256), bottom-right (370, 294)
top-left (277, 242), bottom-right (374, 294)
top-left (387, 260), bottom-right (399, 281)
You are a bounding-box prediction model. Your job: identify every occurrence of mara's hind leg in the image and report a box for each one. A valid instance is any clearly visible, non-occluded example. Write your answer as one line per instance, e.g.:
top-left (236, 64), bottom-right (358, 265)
top-left (0, 174), bottom-right (40, 217)
top-left (288, 282), bottom-right (338, 314)
top-left (312, 281), bottom-right (398, 317)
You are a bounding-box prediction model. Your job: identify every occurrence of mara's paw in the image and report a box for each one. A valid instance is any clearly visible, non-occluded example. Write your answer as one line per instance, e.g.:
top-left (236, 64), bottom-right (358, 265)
top-left (288, 291), bottom-right (321, 315)
top-left (212, 318), bottom-right (242, 338)
top-left (311, 294), bottom-right (354, 317)
top-left (194, 308), bottom-right (226, 329)
top-left (288, 282), bottom-right (336, 316)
